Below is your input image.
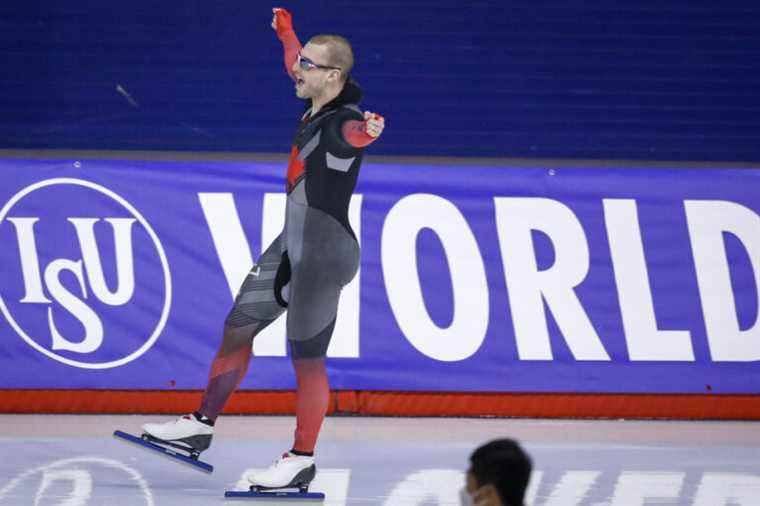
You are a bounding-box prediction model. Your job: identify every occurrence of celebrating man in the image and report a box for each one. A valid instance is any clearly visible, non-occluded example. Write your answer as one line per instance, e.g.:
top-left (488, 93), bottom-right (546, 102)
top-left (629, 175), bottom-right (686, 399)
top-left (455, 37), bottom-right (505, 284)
top-left (141, 6), bottom-right (385, 492)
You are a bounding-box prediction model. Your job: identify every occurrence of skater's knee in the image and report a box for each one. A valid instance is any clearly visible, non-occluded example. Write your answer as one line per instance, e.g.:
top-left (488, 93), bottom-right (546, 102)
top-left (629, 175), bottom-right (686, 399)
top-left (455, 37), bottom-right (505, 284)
top-left (288, 319), bottom-right (336, 360)
top-left (220, 324), bottom-right (255, 352)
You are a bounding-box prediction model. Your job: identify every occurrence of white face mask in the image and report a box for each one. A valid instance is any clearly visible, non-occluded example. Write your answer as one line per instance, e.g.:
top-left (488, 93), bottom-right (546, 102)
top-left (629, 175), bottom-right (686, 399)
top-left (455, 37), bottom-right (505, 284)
top-left (459, 487), bottom-right (475, 506)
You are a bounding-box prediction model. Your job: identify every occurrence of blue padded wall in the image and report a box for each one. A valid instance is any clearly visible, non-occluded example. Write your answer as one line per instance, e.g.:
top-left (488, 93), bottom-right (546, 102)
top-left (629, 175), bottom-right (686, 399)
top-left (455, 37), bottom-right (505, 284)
top-left (2, 1), bottom-right (760, 160)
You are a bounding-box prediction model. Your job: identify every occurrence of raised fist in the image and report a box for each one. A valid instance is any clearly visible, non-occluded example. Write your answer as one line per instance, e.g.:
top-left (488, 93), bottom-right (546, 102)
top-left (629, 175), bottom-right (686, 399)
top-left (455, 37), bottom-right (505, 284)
top-left (271, 7), bottom-right (293, 37)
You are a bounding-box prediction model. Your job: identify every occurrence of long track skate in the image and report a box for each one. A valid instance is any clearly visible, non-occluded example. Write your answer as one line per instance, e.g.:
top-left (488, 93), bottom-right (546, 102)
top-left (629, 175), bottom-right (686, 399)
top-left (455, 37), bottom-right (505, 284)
top-left (224, 464), bottom-right (324, 500)
top-left (113, 430), bottom-right (214, 473)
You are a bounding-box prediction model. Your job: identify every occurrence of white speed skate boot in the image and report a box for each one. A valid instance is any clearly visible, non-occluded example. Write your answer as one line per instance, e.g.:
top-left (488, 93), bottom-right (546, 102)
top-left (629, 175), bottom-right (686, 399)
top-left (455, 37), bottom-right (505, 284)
top-left (141, 413), bottom-right (214, 457)
top-left (247, 452), bottom-right (317, 492)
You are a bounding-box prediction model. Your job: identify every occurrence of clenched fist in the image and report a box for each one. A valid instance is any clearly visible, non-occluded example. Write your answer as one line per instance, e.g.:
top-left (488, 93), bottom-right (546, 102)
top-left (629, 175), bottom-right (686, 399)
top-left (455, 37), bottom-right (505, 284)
top-left (364, 111), bottom-right (385, 138)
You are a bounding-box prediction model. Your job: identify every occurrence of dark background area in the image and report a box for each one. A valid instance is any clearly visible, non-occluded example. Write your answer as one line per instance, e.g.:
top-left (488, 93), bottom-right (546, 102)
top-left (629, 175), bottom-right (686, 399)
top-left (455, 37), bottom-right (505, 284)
top-left (2, 1), bottom-right (759, 160)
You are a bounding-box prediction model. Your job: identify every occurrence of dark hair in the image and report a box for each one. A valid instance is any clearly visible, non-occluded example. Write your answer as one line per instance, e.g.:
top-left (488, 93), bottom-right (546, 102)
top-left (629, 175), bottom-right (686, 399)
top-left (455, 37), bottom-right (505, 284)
top-left (469, 439), bottom-right (532, 506)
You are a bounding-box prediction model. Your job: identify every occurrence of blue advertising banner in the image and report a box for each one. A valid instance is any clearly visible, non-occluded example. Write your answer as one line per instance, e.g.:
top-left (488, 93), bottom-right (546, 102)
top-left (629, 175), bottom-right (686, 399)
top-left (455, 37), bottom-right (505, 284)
top-left (1, 158), bottom-right (758, 393)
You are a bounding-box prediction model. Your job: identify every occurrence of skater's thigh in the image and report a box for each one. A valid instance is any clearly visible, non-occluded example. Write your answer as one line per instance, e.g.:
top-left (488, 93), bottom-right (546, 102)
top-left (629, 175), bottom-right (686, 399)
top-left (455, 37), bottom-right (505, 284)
top-left (225, 234), bottom-right (289, 328)
top-left (285, 218), bottom-right (359, 358)
top-left (286, 264), bottom-right (342, 359)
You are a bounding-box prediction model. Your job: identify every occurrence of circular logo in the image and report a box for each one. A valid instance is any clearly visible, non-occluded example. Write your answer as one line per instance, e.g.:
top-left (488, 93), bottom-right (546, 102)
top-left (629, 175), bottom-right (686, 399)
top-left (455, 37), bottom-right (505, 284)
top-left (0, 456), bottom-right (155, 505)
top-left (0, 178), bottom-right (172, 369)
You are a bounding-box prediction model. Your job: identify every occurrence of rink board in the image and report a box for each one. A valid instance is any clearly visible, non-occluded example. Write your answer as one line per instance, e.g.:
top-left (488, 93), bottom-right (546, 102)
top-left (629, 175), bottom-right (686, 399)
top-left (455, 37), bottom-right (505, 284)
top-left (1, 156), bottom-right (759, 397)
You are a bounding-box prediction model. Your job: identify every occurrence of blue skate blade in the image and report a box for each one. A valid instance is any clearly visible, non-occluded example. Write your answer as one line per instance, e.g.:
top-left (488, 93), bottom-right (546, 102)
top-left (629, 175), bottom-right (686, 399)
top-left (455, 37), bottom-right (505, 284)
top-left (113, 430), bottom-right (213, 473)
top-left (224, 490), bottom-right (325, 500)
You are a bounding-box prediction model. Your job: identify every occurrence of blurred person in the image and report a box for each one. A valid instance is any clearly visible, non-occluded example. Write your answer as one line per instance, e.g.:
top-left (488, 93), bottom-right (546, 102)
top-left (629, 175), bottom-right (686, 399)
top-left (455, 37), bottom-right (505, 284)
top-left (141, 6), bottom-right (385, 492)
top-left (461, 439), bottom-right (533, 506)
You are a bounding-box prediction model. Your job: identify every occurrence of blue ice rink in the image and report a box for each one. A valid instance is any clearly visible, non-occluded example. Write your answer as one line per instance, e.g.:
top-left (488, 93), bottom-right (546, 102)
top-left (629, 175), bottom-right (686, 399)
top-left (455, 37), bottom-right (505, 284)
top-left (1, 415), bottom-right (758, 505)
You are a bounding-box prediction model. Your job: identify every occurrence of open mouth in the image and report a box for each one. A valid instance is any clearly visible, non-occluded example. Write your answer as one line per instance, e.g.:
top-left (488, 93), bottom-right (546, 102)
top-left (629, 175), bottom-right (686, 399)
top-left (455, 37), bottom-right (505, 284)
top-left (296, 78), bottom-right (305, 87)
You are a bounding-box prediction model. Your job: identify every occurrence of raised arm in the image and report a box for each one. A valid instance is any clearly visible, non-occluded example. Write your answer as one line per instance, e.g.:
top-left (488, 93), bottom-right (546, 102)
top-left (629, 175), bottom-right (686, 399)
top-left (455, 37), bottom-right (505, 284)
top-left (342, 111), bottom-right (386, 148)
top-left (271, 8), bottom-right (302, 80)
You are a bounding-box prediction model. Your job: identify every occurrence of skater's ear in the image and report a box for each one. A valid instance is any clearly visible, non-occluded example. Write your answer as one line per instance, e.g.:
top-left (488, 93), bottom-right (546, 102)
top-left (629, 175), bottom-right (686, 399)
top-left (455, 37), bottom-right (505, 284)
top-left (471, 483), bottom-right (502, 506)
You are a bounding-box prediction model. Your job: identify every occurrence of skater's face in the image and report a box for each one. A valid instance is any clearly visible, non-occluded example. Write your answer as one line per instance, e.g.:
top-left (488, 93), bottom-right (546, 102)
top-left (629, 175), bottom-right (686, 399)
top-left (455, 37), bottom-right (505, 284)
top-left (292, 42), bottom-right (342, 100)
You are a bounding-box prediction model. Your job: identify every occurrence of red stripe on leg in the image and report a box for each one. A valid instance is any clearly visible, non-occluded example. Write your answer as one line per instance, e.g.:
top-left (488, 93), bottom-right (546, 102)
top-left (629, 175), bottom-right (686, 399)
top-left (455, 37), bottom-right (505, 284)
top-left (209, 346), bottom-right (251, 379)
top-left (199, 346), bottom-right (253, 420)
top-left (292, 358), bottom-right (329, 453)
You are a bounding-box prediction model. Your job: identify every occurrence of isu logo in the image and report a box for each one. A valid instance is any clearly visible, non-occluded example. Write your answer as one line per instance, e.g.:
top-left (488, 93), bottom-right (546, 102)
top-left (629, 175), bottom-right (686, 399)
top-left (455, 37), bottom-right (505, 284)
top-left (0, 178), bottom-right (172, 369)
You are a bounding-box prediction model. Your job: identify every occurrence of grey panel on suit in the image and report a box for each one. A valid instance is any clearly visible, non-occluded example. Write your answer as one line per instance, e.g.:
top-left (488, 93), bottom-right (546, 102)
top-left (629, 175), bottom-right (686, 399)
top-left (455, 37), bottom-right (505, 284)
top-left (326, 152), bottom-right (356, 173)
top-left (297, 130), bottom-right (321, 161)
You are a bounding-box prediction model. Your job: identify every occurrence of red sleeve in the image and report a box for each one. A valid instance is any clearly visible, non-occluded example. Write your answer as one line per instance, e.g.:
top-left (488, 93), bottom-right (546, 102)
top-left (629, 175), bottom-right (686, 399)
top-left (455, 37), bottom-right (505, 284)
top-left (279, 30), bottom-right (302, 80)
top-left (274, 9), bottom-right (301, 80)
top-left (342, 119), bottom-right (378, 148)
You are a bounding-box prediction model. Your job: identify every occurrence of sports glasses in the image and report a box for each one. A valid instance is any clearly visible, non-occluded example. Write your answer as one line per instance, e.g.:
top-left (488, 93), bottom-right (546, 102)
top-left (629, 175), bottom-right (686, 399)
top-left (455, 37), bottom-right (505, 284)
top-left (297, 52), bottom-right (341, 72)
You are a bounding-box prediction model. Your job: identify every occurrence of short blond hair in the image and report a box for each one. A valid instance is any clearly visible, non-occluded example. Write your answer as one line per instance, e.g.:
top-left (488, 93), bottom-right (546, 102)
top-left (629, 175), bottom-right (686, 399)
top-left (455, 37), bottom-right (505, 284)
top-left (308, 34), bottom-right (354, 82)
